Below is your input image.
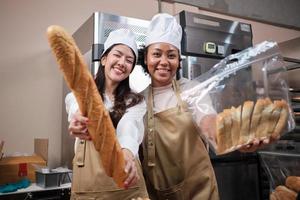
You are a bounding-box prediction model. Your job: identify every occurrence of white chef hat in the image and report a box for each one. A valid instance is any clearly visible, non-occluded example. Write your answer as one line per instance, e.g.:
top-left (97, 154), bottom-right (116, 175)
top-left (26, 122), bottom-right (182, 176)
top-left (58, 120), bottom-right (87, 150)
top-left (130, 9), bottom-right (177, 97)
top-left (102, 28), bottom-right (138, 62)
top-left (145, 13), bottom-right (182, 52)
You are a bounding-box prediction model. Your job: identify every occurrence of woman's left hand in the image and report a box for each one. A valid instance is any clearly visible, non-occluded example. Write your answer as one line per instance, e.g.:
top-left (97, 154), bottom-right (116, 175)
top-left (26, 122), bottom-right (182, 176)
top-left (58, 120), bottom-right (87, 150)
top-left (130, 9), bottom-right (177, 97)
top-left (238, 138), bottom-right (272, 153)
top-left (122, 149), bottom-right (139, 189)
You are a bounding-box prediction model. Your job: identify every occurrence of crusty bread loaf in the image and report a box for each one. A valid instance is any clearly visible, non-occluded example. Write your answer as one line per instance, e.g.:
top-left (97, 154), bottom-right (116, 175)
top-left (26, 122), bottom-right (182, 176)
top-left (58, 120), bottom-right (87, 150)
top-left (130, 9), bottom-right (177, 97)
top-left (239, 101), bottom-right (254, 144)
top-left (274, 185), bottom-right (298, 200)
top-left (271, 100), bottom-right (289, 139)
top-left (249, 99), bottom-right (265, 142)
top-left (231, 106), bottom-right (241, 147)
top-left (47, 25), bottom-right (127, 188)
top-left (215, 97), bottom-right (290, 155)
top-left (286, 176), bottom-right (300, 193)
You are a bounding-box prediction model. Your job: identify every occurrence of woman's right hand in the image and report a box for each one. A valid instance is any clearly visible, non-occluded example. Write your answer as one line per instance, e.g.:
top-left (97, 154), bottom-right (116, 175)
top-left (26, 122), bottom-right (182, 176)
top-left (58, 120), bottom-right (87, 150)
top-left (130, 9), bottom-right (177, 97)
top-left (68, 110), bottom-right (91, 140)
top-left (122, 148), bottom-right (139, 189)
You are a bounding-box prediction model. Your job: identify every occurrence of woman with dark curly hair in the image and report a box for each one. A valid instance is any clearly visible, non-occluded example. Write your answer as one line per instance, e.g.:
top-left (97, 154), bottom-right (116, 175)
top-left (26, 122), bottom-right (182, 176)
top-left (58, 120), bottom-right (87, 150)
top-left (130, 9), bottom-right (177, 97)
top-left (139, 13), bottom-right (219, 200)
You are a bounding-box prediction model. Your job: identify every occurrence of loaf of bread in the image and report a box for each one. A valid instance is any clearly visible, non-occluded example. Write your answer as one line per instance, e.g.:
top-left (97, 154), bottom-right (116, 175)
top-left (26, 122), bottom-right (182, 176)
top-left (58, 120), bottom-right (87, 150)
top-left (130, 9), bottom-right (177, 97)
top-left (274, 185), bottom-right (297, 200)
top-left (215, 98), bottom-right (290, 155)
top-left (47, 25), bottom-right (127, 188)
top-left (286, 176), bottom-right (300, 193)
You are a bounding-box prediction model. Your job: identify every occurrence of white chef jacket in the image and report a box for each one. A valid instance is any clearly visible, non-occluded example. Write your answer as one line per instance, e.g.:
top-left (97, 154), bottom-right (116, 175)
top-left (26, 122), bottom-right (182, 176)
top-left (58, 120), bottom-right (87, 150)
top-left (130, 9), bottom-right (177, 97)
top-left (65, 92), bottom-right (146, 157)
top-left (143, 78), bottom-right (216, 119)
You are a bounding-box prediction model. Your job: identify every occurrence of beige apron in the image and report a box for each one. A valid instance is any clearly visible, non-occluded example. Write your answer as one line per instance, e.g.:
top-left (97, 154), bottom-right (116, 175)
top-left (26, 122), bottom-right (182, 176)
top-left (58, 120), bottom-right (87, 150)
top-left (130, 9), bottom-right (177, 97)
top-left (142, 80), bottom-right (219, 200)
top-left (71, 139), bottom-right (148, 200)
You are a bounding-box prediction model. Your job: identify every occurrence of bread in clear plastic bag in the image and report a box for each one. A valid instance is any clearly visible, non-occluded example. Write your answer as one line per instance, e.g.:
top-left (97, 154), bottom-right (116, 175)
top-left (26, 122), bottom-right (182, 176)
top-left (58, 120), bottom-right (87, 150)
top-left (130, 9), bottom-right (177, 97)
top-left (181, 41), bottom-right (295, 155)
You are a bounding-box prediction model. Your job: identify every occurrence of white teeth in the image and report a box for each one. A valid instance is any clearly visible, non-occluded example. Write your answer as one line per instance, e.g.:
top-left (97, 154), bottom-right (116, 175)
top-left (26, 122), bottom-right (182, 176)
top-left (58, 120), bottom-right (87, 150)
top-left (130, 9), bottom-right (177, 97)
top-left (157, 68), bottom-right (170, 71)
top-left (114, 67), bottom-right (124, 73)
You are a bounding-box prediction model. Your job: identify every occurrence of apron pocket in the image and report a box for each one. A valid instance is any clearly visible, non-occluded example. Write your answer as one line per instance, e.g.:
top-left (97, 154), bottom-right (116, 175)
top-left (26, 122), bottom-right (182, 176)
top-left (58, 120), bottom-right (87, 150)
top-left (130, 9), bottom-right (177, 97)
top-left (156, 181), bottom-right (185, 200)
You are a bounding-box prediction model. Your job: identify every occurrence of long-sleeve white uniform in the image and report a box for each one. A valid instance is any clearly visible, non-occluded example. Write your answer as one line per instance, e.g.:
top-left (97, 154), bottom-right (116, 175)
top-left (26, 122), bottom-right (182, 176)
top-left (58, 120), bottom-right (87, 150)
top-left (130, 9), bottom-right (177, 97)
top-left (65, 92), bottom-right (146, 157)
top-left (143, 78), bottom-right (216, 119)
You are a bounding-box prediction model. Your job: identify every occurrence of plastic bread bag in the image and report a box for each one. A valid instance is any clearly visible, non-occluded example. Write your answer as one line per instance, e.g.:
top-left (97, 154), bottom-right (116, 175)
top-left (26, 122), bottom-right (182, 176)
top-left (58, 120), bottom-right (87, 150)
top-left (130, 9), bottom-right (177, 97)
top-left (258, 141), bottom-right (300, 199)
top-left (180, 41), bottom-right (295, 155)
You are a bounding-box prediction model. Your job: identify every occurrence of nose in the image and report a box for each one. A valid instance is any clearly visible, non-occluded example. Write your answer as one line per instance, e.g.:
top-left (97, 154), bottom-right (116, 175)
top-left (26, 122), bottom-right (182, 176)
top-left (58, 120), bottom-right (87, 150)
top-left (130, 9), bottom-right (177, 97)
top-left (117, 56), bottom-right (126, 67)
top-left (159, 54), bottom-right (168, 66)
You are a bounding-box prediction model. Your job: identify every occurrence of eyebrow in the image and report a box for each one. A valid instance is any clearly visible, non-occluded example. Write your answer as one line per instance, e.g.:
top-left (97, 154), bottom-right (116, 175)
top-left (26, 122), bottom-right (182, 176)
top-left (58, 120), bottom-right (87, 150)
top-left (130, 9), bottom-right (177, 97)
top-left (152, 48), bottom-right (177, 53)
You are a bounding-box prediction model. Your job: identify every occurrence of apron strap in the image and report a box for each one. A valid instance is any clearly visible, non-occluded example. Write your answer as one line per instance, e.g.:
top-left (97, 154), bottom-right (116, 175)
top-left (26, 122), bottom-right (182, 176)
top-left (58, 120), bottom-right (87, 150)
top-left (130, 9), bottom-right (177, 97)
top-left (147, 85), bottom-right (156, 167)
top-left (76, 139), bottom-right (86, 167)
top-left (146, 79), bottom-right (183, 167)
top-left (172, 79), bottom-right (185, 112)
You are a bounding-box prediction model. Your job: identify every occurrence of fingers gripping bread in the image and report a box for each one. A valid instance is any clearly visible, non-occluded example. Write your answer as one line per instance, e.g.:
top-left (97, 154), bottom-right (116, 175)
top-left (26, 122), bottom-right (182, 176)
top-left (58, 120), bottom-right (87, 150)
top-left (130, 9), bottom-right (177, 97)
top-left (286, 176), bottom-right (300, 193)
top-left (47, 25), bottom-right (127, 187)
top-left (269, 191), bottom-right (278, 200)
top-left (274, 185), bottom-right (298, 200)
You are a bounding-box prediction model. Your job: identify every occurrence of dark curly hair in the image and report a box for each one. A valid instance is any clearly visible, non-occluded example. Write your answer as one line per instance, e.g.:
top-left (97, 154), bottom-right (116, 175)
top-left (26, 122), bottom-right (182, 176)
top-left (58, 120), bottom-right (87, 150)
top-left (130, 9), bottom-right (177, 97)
top-left (139, 46), bottom-right (182, 80)
top-left (94, 44), bottom-right (144, 127)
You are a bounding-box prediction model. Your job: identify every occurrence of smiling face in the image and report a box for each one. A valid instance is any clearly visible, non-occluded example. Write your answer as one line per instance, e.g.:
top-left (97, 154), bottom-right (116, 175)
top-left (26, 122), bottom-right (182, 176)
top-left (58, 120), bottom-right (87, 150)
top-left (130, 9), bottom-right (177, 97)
top-left (146, 42), bottom-right (180, 87)
top-left (101, 44), bottom-right (135, 86)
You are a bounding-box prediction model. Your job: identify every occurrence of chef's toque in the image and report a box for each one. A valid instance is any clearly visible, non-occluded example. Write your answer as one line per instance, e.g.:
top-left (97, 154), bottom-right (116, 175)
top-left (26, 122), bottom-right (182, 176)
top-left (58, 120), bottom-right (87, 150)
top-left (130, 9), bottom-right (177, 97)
top-left (102, 28), bottom-right (138, 62)
top-left (145, 13), bottom-right (182, 52)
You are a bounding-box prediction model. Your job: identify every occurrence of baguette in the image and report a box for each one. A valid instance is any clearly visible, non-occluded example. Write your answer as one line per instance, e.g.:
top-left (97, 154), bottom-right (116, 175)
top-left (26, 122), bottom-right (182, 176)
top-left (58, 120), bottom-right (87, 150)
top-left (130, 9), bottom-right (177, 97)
top-left (286, 176), bottom-right (300, 193)
top-left (274, 185), bottom-right (297, 200)
top-left (271, 100), bottom-right (289, 139)
top-left (47, 25), bottom-right (127, 188)
top-left (239, 101), bottom-right (254, 144)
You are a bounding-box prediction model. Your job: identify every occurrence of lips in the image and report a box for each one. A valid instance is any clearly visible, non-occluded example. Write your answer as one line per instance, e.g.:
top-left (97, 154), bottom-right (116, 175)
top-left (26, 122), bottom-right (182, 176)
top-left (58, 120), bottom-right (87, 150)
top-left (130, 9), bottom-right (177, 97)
top-left (112, 66), bottom-right (125, 74)
top-left (156, 67), bottom-right (170, 72)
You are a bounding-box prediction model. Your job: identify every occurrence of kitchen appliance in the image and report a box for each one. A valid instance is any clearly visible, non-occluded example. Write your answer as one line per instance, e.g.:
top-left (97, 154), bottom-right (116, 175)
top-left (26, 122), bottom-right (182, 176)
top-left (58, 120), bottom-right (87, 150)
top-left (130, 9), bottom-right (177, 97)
top-left (177, 10), bottom-right (262, 200)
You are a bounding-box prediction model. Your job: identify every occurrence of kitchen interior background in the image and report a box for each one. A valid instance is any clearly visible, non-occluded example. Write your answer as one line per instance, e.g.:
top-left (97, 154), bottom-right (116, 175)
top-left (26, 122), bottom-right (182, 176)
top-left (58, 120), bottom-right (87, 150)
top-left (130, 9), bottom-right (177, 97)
top-left (0, 0), bottom-right (300, 168)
